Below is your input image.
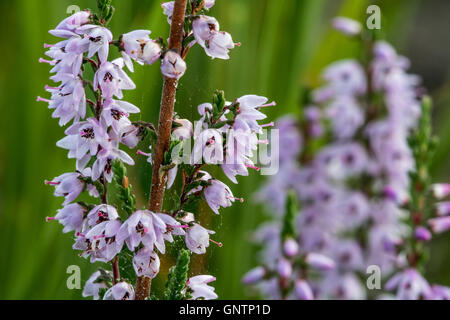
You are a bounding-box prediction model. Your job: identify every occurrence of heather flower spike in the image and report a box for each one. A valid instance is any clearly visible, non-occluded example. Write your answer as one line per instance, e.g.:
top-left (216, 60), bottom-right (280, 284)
top-left (246, 17), bottom-right (450, 300)
top-left (41, 0), bottom-right (272, 300)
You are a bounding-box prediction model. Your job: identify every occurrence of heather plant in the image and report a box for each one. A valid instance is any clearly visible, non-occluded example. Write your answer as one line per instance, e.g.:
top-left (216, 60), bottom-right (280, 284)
top-left (39, 0), bottom-right (274, 300)
top-left (245, 17), bottom-right (450, 300)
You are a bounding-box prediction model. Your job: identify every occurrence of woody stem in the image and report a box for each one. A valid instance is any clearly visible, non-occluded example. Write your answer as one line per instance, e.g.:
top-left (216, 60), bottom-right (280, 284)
top-left (134, 0), bottom-right (188, 301)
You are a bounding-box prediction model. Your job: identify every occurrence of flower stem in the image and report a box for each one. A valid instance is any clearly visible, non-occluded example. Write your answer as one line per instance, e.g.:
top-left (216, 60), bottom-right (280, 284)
top-left (134, 0), bottom-right (188, 301)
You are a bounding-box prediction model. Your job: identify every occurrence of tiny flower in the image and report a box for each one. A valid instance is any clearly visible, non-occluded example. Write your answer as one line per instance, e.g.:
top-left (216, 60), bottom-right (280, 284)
top-left (82, 270), bottom-right (109, 300)
top-left (94, 59), bottom-right (136, 99)
top-left (121, 30), bottom-right (161, 70)
top-left (77, 25), bottom-right (113, 63)
top-left (101, 99), bottom-right (140, 134)
top-left (121, 124), bottom-right (144, 149)
top-left (294, 280), bottom-right (314, 300)
top-left (172, 118), bottom-right (193, 141)
top-left (185, 223), bottom-right (214, 254)
top-left (431, 184), bottom-right (450, 199)
top-left (332, 17), bottom-right (362, 36)
top-left (133, 247), bottom-right (161, 278)
top-left (49, 10), bottom-right (91, 38)
top-left (187, 275), bottom-right (218, 300)
top-left (51, 203), bottom-right (86, 233)
top-left (414, 226), bottom-right (432, 242)
top-left (103, 282), bottom-right (135, 300)
top-left (436, 202), bottom-right (450, 216)
top-left (117, 210), bottom-right (168, 253)
top-left (86, 204), bottom-right (119, 226)
top-left (45, 171), bottom-right (84, 205)
top-left (429, 216), bottom-right (450, 234)
top-left (386, 269), bottom-right (433, 300)
top-left (204, 179), bottom-right (237, 214)
top-left (431, 285), bottom-right (450, 300)
top-left (276, 258), bottom-right (292, 278)
top-left (283, 238), bottom-right (299, 257)
top-left (242, 267), bottom-right (266, 285)
top-left (161, 50), bottom-right (186, 79)
top-left (305, 253), bottom-right (336, 271)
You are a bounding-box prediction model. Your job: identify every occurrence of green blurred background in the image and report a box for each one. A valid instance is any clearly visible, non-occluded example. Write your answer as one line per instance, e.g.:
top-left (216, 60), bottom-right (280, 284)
top-left (1, 0), bottom-right (450, 299)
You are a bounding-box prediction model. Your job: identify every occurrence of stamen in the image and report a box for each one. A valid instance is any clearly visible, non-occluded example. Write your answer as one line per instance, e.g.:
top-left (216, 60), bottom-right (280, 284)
top-left (45, 180), bottom-right (60, 186)
top-left (43, 43), bottom-right (55, 48)
top-left (45, 85), bottom-right (60, 91)
top-left (258, 140), bottom-right (269, 145)
top-left (235, 42), bottom-right (241, 47)
top-left (39, 58), bottom-right (56, 65)
top-left (143, 227), bottom-right (149, 233)
top-left (76, 232), bottom-right (85, 238)
top-left (258, 101), bottom-right (277, 108)
top-left (37, 96), bottom-right (52, 103)
top-left (229, 196), bottom-right (245, 203)
top-left (246, 164), bottom-right (260, 171)
top-left (45, 217), bottom-right (55, 222)
top-left (209, 239), bottom-right (223, 247)
top-left (260, 122), bottom-right (274, 128)
top-left (137, 150), bottom-right (151, 157)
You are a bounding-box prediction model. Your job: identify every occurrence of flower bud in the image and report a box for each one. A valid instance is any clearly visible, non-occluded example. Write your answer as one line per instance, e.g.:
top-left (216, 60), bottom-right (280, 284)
top-left (283, 238), bottom-right (299, 257)
top-left (305, 253), bottom-right (336, 271)
top-left (161, 51), bottom-right (186, 79)
top-left (242, 267), bottom-right (266, 285)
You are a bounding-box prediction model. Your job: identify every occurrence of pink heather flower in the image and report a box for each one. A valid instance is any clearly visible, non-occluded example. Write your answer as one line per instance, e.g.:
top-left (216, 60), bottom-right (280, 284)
top-left (49, 11), bottom-right (91, 38)
top-left (92, 148), bottom-right (135, 183)
top-left (431, 184), bottom-right (450, 199)
top-left (192, 128), bottom-right (224, 165)
top-left (94, 58), bottom-right (136, 99)
top-left (84, 219), bottom-right (123, 262)
top-left (103, 282), bottom-right (135, 300)
top-left (283, 238), bottom-right (299, 257)
top-left (436, 202), bottom-right (450, 216)
top-left (234, 95), bottom-right (271, 133)
top-left (57, 118), bottom-right (110, 170)
top-left (76, 25), bottom-right (113, 63)
top-left (277, 258), bottom-right (292, 278)
top-left (386, 269), bottom-right (433, 300)
top-left (313, 60), bottom-right (367, 102)
top-left (42, 75), bottom-right (86, 126)
top-left (86, 204), bottom-right (119, 226)
top-left (121, 30), bottom-right (161, 70)
top-left (185, 223), bottom-right (214, 254)
top-left (101, 99), bottom-right (140, 134)
top-left (82, 270), bottom-right (109, 300)
top-left (161, 51), bottom-right (186, 79)
top-left (332, 17), bottom-right (362, 36)
top-left (172, 119), bottom-right (193, 141)
top-left (326, 96), bottom-right (364, 140)
top-left (429, 216), bottom-right (450, 234)
top-left (52, 203), bottom-right (86, 233)
top-left (294, 280), bottom-right (314, 300)
top-left (193, 15), bottom-right (235, 60)
top-left (45, 170), bottom-right (88, 205)
top-left (117, 210), bottom-right (168, 253)
top-left (242, 267), bottom-right (266, 285)
top-left (204, 179), bottom-right (236, 214)
top-left (187, 275), bottom-right (218, 300)
top-left (305, 253), bottom-right (336, 271)
top-left (431, 285), bottom-right (450, 300)
top-left (414, 226), bottom-right (432, 242)
top-left (120, 124), bottom-right (143, 149)
top-left (133, 247), bottom-right (160, 279)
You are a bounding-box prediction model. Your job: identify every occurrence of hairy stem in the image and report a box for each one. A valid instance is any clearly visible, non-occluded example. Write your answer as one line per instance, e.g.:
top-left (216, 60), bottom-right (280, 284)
top-left (134, 0), bottom-right (188, 301)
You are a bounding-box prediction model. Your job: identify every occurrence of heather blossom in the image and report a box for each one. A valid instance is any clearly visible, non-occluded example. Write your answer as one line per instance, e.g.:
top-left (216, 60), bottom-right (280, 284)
top-left (42, 0), bottom-right (272, 301)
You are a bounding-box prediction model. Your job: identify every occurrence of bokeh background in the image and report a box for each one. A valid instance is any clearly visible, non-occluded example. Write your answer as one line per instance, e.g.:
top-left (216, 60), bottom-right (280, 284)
top-left (1, 0), bottom-right (450, 299)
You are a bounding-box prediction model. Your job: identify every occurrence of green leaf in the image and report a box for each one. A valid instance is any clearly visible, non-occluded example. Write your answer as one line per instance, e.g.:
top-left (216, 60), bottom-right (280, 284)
top-left (118, 249), bottom-right (136, 284)
top-left (164, 249), bottom-right (191, 300)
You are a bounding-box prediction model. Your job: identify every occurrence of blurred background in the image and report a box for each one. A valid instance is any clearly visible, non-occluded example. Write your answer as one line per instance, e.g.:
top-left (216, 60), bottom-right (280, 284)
top-left (1, 0), bottom-right (450, 299)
